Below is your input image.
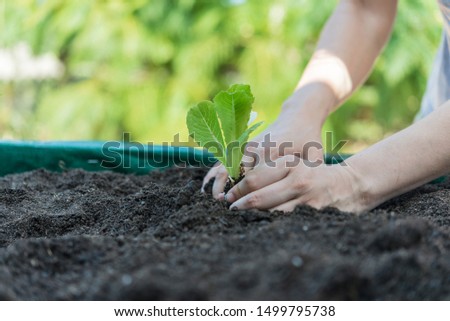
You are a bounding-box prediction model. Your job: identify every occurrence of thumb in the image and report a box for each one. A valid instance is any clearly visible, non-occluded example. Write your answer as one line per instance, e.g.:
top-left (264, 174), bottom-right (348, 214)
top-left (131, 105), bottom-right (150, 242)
top-left (241, 141), bottom-right (261, 174)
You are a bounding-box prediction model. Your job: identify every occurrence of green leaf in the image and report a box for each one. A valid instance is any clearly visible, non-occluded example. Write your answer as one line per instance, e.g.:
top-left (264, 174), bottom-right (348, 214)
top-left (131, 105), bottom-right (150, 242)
top-left (228, 121), bottom-right (263, 179)
top-left (186, 101), bottom-right (227, 165)
top-left (187, 84), bottom-right (262, 180)
top-left (213, 84), bottom-right (254, 144)
top-left (237, 121), bottom-right (263, 146)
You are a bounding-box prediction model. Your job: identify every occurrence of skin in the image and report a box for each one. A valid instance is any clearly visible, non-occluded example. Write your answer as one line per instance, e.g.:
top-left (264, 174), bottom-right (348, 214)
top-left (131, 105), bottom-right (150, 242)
top-left (203, 0), bottom-right (450, 213)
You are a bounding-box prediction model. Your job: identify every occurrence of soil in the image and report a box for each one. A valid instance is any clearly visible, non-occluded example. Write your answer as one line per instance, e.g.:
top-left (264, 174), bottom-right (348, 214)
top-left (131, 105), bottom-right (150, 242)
top-left (0, 166), bottom-right (449, 300)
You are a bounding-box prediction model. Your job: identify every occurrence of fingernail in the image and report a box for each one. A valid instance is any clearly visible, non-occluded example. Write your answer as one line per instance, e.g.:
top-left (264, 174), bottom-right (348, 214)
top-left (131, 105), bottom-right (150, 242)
top-left (218, 192), bottom-right (225, 201)
top-left (225, 192), bottom-right (235, 203)
top-left (230, 206), bottom-right (238, 211)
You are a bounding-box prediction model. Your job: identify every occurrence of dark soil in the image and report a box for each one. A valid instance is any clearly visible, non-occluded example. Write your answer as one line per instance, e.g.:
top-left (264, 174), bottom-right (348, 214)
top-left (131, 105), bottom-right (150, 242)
top-left (0, 167), bottom-right (449, 300)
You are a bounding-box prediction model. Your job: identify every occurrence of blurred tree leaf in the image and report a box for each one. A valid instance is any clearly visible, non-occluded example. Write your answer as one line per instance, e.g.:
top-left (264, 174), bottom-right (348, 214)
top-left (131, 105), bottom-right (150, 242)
top-left (0, 0), bottom-right (443, 152)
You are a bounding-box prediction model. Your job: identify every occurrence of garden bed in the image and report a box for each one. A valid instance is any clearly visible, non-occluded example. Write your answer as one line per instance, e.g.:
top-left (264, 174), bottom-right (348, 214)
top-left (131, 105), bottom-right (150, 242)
top-left (0, 166), bottom-right (449, 300)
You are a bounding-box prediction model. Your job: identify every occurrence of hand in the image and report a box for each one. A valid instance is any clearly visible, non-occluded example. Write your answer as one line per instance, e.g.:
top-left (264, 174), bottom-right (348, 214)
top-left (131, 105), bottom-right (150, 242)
top-left (223, 154), bottom-right (365, 213)
top-left (202, 100), bottom-right (325, 198)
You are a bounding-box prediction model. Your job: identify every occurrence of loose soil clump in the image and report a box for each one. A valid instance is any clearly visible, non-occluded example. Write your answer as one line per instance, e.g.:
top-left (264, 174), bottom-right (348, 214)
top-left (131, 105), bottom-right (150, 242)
top-left (0, 167), bottom-right (449, 300)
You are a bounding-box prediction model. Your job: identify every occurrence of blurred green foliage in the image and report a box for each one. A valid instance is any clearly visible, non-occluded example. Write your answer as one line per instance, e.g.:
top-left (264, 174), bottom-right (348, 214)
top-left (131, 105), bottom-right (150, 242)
top-left (0, 0), bottom-right (442, 151)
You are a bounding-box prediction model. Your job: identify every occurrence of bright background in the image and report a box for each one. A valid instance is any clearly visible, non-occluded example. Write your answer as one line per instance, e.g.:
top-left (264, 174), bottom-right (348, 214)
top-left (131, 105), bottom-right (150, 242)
top-left (1, 0), bottom-right (443, 152)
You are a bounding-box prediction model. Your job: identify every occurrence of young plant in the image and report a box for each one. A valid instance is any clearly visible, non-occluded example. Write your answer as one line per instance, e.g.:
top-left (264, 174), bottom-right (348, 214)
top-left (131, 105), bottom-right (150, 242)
top-left (186, 84), bottom-right (262, 182)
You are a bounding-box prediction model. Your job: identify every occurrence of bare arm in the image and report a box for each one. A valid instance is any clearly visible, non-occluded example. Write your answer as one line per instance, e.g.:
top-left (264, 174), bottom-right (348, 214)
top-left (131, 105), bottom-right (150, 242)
top-left (344, 101), bottom-right (450, 212)
top-left (286, 0), bottom-right (398, 123)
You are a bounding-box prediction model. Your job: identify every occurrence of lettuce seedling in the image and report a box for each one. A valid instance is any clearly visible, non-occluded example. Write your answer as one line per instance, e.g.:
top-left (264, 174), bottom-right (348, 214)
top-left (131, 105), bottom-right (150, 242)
top-left (186, 84), bottom-right (262, 182)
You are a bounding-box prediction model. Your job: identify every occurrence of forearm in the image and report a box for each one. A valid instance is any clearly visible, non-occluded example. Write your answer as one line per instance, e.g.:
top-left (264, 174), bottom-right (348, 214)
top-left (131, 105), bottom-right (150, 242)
top-left (344, 102), bottom-right (450, 211)
top-left (285, 0), bottom-right (397, 122)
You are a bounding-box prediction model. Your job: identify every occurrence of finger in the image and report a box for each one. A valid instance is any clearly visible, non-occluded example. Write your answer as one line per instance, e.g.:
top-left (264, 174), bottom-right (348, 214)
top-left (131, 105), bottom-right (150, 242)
top-left (241, 142), bottom-right (261, 173)
top-left (225, 158), bottom-right (291, 203)
top-left (212, 168), bottom-right (229, 199)
top-left (241, 152), bottom-right (256, 173)
top-left (229, 178), bottom-right (296, 210)
top-left (201, 163), bottom-right (221, 192)
top-left (243, 145), bottom-right (279, 173)
top-left (269, 199), bottom-right (301, 213)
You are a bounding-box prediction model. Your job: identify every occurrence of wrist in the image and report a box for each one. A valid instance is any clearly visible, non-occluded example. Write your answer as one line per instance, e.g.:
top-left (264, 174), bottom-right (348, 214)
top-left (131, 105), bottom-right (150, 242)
top-left (329, 162), bottom-right (373, 214)
top-left (281, 83), bottom-right (337, 126)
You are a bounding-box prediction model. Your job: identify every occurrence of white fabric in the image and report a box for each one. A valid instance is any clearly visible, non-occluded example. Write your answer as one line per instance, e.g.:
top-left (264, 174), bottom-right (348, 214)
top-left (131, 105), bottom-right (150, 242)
top-left (417, 0), bottom-right (450, 120)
